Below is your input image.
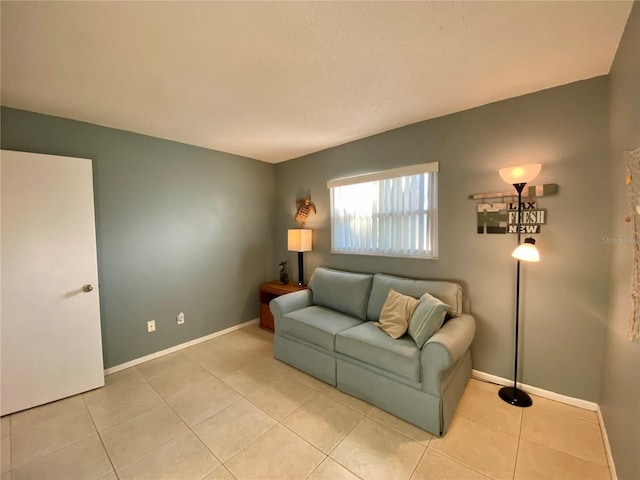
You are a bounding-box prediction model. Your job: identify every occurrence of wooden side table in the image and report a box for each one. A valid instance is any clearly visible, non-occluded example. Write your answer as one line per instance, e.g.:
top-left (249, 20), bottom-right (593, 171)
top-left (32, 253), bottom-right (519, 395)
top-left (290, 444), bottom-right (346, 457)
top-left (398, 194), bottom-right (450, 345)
top-left (259, 281), bottom-right (307, 332)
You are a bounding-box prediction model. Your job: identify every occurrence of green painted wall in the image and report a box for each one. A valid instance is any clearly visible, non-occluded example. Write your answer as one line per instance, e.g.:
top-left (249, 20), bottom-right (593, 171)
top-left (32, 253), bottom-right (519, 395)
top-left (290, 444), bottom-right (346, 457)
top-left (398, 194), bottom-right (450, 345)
top-left (274, 77), bottom-right (611, 401)
top-left (1, 107), bottom-right (276, 368)
top-left (602, 3), bottom-right (640, 479)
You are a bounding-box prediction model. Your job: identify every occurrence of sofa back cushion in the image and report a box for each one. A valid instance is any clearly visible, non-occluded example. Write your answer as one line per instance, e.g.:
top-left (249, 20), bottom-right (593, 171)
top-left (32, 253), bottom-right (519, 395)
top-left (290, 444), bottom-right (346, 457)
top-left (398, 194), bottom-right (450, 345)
top-left (366, 273), bottom-right (463, 321)
top-left (308, 268), bottom-right (373, 320)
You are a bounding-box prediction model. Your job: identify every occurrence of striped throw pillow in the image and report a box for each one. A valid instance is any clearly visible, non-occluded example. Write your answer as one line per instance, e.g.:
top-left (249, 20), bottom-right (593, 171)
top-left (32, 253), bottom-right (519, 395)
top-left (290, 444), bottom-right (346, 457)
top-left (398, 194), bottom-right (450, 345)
top-left (408, 292), bottom-right (449, 348)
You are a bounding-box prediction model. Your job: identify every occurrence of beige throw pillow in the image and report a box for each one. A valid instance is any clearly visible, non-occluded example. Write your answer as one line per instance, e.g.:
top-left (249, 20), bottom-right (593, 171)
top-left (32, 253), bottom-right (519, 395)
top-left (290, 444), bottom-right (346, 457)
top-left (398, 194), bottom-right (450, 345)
top-left (375, 289), bottom-right (419, 339)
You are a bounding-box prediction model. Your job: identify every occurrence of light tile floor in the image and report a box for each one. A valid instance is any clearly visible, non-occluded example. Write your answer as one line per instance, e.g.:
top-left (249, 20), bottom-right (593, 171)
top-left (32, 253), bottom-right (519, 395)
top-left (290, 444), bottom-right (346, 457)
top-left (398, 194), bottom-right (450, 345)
top-left (0, 323), bottom-right (612, 480)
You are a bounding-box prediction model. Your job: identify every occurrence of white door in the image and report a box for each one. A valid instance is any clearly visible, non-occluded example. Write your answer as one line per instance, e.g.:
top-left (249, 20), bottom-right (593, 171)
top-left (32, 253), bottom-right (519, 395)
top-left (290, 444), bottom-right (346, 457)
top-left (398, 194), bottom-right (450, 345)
top-left (1, 150), bottom-right (104, 415)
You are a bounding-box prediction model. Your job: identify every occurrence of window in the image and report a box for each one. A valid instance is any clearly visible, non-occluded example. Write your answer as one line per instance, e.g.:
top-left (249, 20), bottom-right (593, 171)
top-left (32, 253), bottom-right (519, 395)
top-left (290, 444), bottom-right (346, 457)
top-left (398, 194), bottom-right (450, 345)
top-left (328, 162), bottom-right (438, 258)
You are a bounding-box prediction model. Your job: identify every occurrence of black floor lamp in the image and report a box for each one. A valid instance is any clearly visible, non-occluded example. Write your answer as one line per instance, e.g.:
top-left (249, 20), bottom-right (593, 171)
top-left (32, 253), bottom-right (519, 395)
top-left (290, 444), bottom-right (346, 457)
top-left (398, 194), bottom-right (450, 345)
top-left (498, 164), bottom-right (542, 408)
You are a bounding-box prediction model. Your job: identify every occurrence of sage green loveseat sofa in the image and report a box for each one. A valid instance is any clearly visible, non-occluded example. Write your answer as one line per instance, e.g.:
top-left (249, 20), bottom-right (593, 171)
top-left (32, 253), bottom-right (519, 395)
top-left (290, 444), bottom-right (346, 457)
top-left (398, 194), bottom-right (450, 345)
top-left (270, 267), bottom-right (476, 436)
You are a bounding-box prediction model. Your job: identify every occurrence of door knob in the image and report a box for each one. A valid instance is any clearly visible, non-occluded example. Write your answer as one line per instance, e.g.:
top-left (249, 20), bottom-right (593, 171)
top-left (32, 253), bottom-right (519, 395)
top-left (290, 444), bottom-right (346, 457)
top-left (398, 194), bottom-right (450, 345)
top-left (82, 284), bottom-right (94, 292)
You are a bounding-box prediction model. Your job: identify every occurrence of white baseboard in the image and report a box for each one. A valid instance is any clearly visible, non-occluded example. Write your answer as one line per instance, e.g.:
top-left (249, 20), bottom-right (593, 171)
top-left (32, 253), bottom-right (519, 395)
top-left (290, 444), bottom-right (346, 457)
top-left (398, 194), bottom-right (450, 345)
top-left (103, 318), bottom-right (259, 375)
top-left (471, 369), bottom-right (599, 411)
top-left (596, 406), bottom-right (618, 480)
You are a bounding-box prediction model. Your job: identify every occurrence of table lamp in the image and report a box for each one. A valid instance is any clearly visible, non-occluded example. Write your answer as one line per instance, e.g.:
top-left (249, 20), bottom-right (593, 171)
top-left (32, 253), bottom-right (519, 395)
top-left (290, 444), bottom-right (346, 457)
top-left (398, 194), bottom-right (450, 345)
top-left (288, 229), bottom-right (312, 285)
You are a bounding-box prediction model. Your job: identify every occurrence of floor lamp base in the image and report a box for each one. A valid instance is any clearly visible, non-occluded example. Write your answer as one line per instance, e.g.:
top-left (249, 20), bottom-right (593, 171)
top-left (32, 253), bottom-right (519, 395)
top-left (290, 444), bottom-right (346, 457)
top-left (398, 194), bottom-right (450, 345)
top-left (498, 386), bottom-right (533, 407)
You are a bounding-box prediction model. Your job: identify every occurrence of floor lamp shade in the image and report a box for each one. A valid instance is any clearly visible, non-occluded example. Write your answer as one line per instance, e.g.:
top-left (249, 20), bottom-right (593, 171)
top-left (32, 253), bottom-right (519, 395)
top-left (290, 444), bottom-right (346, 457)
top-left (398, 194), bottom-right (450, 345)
top-left (499, 164), bottom-right (542, 185)
top-left (498, 164), bottom-right (542, 408)
top-left (512, 238), bottom-right (540, 262)
top-left (288, 229), bottom-right (312, 285)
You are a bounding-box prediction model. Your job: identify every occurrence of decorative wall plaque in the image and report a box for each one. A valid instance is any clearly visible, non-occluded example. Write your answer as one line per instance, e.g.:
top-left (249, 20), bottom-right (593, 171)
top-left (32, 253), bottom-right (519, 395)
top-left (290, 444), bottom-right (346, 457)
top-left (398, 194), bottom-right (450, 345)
top-left (472, 184), bottom-right (556, 235)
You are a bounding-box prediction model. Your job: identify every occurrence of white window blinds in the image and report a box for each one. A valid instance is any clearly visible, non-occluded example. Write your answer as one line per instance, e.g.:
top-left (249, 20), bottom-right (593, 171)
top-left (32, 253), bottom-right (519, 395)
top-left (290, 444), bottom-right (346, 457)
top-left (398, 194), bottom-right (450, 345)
top-left (328, 162), bottom-right (438, 258)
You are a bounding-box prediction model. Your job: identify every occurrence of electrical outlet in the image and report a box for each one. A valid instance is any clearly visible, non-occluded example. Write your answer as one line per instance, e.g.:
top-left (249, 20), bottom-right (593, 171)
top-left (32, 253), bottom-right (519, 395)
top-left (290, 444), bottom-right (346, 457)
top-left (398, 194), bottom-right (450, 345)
top-left (177, 312), bottom-right (185, 325)
top-left (147, 320), bottom-right (156, 333)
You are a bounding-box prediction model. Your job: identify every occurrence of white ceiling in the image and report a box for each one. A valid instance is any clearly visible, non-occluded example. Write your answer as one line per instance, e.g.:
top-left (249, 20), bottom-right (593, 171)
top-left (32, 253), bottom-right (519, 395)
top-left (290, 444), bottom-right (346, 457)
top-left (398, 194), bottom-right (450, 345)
top-left (1, 1), bottom-right (633, 163)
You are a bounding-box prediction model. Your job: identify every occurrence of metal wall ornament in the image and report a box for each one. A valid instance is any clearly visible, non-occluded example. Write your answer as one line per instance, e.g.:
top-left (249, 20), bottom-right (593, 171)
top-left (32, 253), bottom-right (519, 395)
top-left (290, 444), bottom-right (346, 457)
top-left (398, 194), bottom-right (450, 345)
top-left (295, 196), bottom-right (316, 227)
top-left (625, 147), bottom-right (640, 341)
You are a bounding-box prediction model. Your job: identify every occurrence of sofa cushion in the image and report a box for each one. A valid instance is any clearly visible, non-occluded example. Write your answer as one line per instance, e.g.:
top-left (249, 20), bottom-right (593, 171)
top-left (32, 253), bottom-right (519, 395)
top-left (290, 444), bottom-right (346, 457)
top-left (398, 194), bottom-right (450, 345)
top-left (366, 273), bottom-right (463, 321)
top-left (375, 289), bottom-right (419, 339)
top-left (280, 305), bottom-right (363, 351)
top-left (408, 292), bottom-right (449, 348)
top-left (308, 268), bottom-right (373, 320)
top-left (335, 322), bottom-right (421, 383)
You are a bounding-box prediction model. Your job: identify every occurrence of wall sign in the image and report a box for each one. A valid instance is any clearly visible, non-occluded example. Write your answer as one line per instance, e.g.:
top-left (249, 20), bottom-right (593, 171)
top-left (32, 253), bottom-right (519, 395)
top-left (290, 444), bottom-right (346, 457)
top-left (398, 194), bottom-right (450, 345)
top-left (472, 183), bottom-right (557, 235)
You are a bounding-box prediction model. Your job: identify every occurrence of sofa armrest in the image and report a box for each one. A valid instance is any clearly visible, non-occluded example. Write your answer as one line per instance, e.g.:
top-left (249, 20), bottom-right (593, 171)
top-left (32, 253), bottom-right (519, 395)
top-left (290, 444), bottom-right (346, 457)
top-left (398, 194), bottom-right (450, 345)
top-left (270, 290), bottom-right (313, 335)
top-left (420, 313), bottom-right (476, 395)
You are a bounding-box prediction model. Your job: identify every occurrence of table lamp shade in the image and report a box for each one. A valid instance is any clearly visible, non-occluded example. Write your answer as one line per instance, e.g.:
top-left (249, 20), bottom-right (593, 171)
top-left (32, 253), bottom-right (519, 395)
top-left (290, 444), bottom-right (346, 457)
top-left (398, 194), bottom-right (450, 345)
top-left (288, 229), bottom-right (312, 252)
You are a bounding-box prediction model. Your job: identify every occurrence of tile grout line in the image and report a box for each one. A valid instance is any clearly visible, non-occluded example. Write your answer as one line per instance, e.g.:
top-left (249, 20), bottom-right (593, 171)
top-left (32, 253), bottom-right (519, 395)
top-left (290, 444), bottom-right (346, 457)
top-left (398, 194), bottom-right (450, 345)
top-left (9, 405), bottom-right (98, 473)
top-left (151, 370), bottom-right (222, 405)
top-left (10, 409), bottom-right (103, 477)
top-left (407, 446), bottom-right (428, 480)
top-left (88, 376), bottom-right (163, 434)
top-left (517, 403), bottom-right (609, 468)
top-left (189, 409), bottom-right (244, 473)
top-left (98, 402), bottom-right (168, 465)
top-left (117, 428), bottom-right (218, 478)
top-left (110, 401), bottom-right (216, 476)
top-left (8, 433), bottom-right (102, 478)
top-left (322, 414), bottom-right (369, 479)
top-left (105, 376), bottom-right (199, 474)
top-left (189, 334), bottom-right (292, 478)
top-left (516, 435), bottom-right (611, 469)
top-left (425, 443), bottom-right (497, 480)
top-left (456, 410), bottom-right (520, 439)
top-left (239, 374), bottom-right (320, 419)
top-left (222, 369), bottom-right (365, 480)
top-left (187, 395), bottom-right (245, 431)
top-left (81, 393), bottom-right (119, 479)
top-left (320, 389), bottom-right (375, 416)
top-left (219, 420), bottom-right (281, 474)
top-left (179, 338), bottom-right (318, 471)
top-left (275, 421), bottom-right (326, 479)
top-left (512, 404), bottom-right (526, 480)
top-left (513, 435), bottom-right (522, 480)
top-left (364, 414), bottom-right (432, 448)
top-left (302, 458), bottom-right (327, 480)
top-left (189, 352), bottom-right (293, 473)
